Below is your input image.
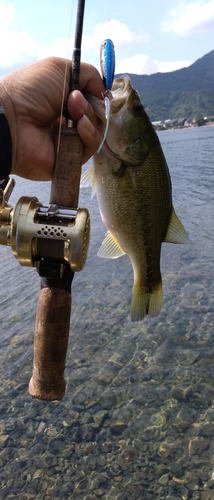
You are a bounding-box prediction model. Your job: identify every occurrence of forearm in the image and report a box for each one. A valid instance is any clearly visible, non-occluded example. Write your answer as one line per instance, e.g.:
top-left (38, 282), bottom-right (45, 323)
top-left (0, 105), bottom-right (12, 180)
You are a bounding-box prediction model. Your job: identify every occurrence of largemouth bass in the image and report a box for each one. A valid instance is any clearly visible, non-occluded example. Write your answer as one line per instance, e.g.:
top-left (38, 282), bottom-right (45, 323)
top-left (82, 76), bottom-right (189, 322)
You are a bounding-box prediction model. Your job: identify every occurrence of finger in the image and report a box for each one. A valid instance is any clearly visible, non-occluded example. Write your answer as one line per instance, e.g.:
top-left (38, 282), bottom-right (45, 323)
top-left (77, 115), bottom-right (101, 164)
top-left (78, 63), bottom-right (105, 97)
top-left (67, 90), bottom-right (97, 125)
top-left (43, 58), bottom-right (104, 102)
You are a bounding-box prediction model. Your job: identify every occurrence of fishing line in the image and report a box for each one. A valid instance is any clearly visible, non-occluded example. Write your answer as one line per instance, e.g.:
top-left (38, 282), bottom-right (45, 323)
top-left (107, 6), bottom-right (112, 38)
top-left (57, 0), bottom-right (114, 156)
top-left (56, 0), bottom-right (75, 159)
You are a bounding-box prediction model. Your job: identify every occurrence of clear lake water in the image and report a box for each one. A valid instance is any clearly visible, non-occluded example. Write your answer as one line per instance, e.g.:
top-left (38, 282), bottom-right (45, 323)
top-left (0, 125), bottom-right (214, 499)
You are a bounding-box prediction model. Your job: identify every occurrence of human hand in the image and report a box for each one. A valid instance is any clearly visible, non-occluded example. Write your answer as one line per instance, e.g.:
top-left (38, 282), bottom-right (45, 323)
top-left (0, 57), bottom-right (105, 181)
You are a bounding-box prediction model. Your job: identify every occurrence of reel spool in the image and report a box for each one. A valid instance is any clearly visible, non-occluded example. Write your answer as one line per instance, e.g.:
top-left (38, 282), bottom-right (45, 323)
top-left (0, 178), bottom-right (90, 277)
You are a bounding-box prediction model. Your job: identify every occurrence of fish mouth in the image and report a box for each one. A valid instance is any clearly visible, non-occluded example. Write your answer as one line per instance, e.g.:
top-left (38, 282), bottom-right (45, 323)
top-left (111, 75), bottom-right (132, 101)
top-left (85, 75), bottom-right (131, 124)
top-left (85, 76), bottom-right (143, 163)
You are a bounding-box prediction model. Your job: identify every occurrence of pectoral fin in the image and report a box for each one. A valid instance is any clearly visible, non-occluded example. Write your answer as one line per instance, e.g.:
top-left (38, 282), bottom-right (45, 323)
top-left (98, 231), bottom-right (126, 259)
top-left (164, 206), bottom-right (189, 244)
top-left (80, 167), bottom-right (97, 198)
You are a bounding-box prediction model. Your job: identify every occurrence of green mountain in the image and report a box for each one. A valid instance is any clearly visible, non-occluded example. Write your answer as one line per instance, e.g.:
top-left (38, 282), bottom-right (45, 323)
top-left (117, 50), bottom-right (214, 121)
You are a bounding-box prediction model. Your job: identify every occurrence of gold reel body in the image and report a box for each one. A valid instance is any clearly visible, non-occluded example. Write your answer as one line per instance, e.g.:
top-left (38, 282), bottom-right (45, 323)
top-left (0, 179), bottom-right (90, 276)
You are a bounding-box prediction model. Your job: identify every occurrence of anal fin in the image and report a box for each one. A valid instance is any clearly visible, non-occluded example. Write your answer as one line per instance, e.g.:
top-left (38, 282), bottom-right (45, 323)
top-left (164, 206), bottom-right (189, 244)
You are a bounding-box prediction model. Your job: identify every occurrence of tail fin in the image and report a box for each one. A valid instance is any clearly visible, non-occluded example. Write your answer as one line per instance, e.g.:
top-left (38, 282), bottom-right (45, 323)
top-left (131, 281), bottom-right (162, 322)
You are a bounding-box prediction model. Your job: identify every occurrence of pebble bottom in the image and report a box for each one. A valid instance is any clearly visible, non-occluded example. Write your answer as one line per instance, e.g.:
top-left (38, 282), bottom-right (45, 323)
top-left (0, 148), bottom-right (214, 499)
top-left (1, 256), bottom-right (214, 499)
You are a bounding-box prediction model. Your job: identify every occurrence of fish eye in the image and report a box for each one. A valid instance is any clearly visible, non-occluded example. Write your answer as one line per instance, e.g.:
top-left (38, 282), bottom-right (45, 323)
top-left (133, 101), bottom-right (143, 116)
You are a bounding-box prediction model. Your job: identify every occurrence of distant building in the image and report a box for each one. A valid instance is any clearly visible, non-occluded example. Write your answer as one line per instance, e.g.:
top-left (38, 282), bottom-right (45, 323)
top-left (152, 117), bottom-right (196, 130)
top-left (184, 118), bottom-right (193, 127)
top-left (176, 117), bottom-right (186, 127)
top-left (164, 119), bottom-right (178, 128)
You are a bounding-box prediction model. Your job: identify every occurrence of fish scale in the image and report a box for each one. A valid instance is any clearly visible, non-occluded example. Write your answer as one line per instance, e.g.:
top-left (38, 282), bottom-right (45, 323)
top-left (82, 76), bottom-right (189, 321)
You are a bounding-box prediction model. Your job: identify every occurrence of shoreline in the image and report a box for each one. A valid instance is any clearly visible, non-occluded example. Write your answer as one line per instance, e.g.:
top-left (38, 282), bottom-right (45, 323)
top-left (157, 122), bottom-right (214, 132)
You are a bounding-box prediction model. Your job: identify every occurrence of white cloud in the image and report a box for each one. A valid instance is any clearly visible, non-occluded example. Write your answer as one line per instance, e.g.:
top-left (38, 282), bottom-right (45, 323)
top-left (0, 26), bottom-right (38, 67)
top-left (158, 60), bottom-right (193, 73)
top-left (0, 0), bottom-right (14, 26)
top-left (116, 54), bottom-right (192, 75)
top-left (162, 0), bottom-right (214, 35)
top-left (37, 19), bottom-right (148, 60)
top-left (35, 19), bottom-right (149, 75)
top-left (37, 38), bottom-right (74, 60)
top-left (0, 0), bottom-right (38, 75)
top-left (116, 54), bottom-right (157, 75)
top-left (84, 19), bottom-right (148, 48)
top-left (0, 3), bottom-right (193, 79)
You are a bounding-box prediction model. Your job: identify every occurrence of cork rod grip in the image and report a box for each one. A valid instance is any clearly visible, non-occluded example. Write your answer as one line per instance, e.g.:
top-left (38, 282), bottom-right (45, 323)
top-left (50, 127), bottom-right (83, 207)
top-left (29, 127), bottom-right (83, 400)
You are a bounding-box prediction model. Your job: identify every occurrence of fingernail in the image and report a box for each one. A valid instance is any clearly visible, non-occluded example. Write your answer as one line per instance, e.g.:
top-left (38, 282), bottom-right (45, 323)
top-left (79, 99), bottom-right (88, 115)
top-left (82, 114), bottom-right (95, 134)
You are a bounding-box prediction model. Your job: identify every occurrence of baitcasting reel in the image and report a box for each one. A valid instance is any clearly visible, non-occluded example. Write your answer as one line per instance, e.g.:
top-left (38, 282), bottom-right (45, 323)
top-left (0, 178), bottom-right (90, 279)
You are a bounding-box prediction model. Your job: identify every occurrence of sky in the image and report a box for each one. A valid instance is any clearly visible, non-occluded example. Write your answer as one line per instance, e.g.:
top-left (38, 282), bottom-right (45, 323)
top-left (0, 0), bottom-right (214, 78)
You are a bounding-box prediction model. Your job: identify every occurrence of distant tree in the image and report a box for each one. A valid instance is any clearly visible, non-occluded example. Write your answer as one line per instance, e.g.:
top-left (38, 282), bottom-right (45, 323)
top-left (127, 51), bottom-right (214, 121)
top-left (195, 114), bottom-right (205, 126)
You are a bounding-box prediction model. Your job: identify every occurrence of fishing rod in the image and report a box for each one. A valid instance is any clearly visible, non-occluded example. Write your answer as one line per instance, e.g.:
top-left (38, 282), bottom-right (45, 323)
top-left (0, 1), bottom-right (116, 401)
top-left (29, 0), bottom-right (87, 400)
top-left (0, 0), bottom-right (89, 401)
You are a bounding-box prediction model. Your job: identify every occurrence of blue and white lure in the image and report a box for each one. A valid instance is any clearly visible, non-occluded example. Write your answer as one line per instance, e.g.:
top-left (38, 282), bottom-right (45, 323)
top-left (100, 38), bottom-right (115, 91)
top-left (97, 39), bottom-right (115, 153)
